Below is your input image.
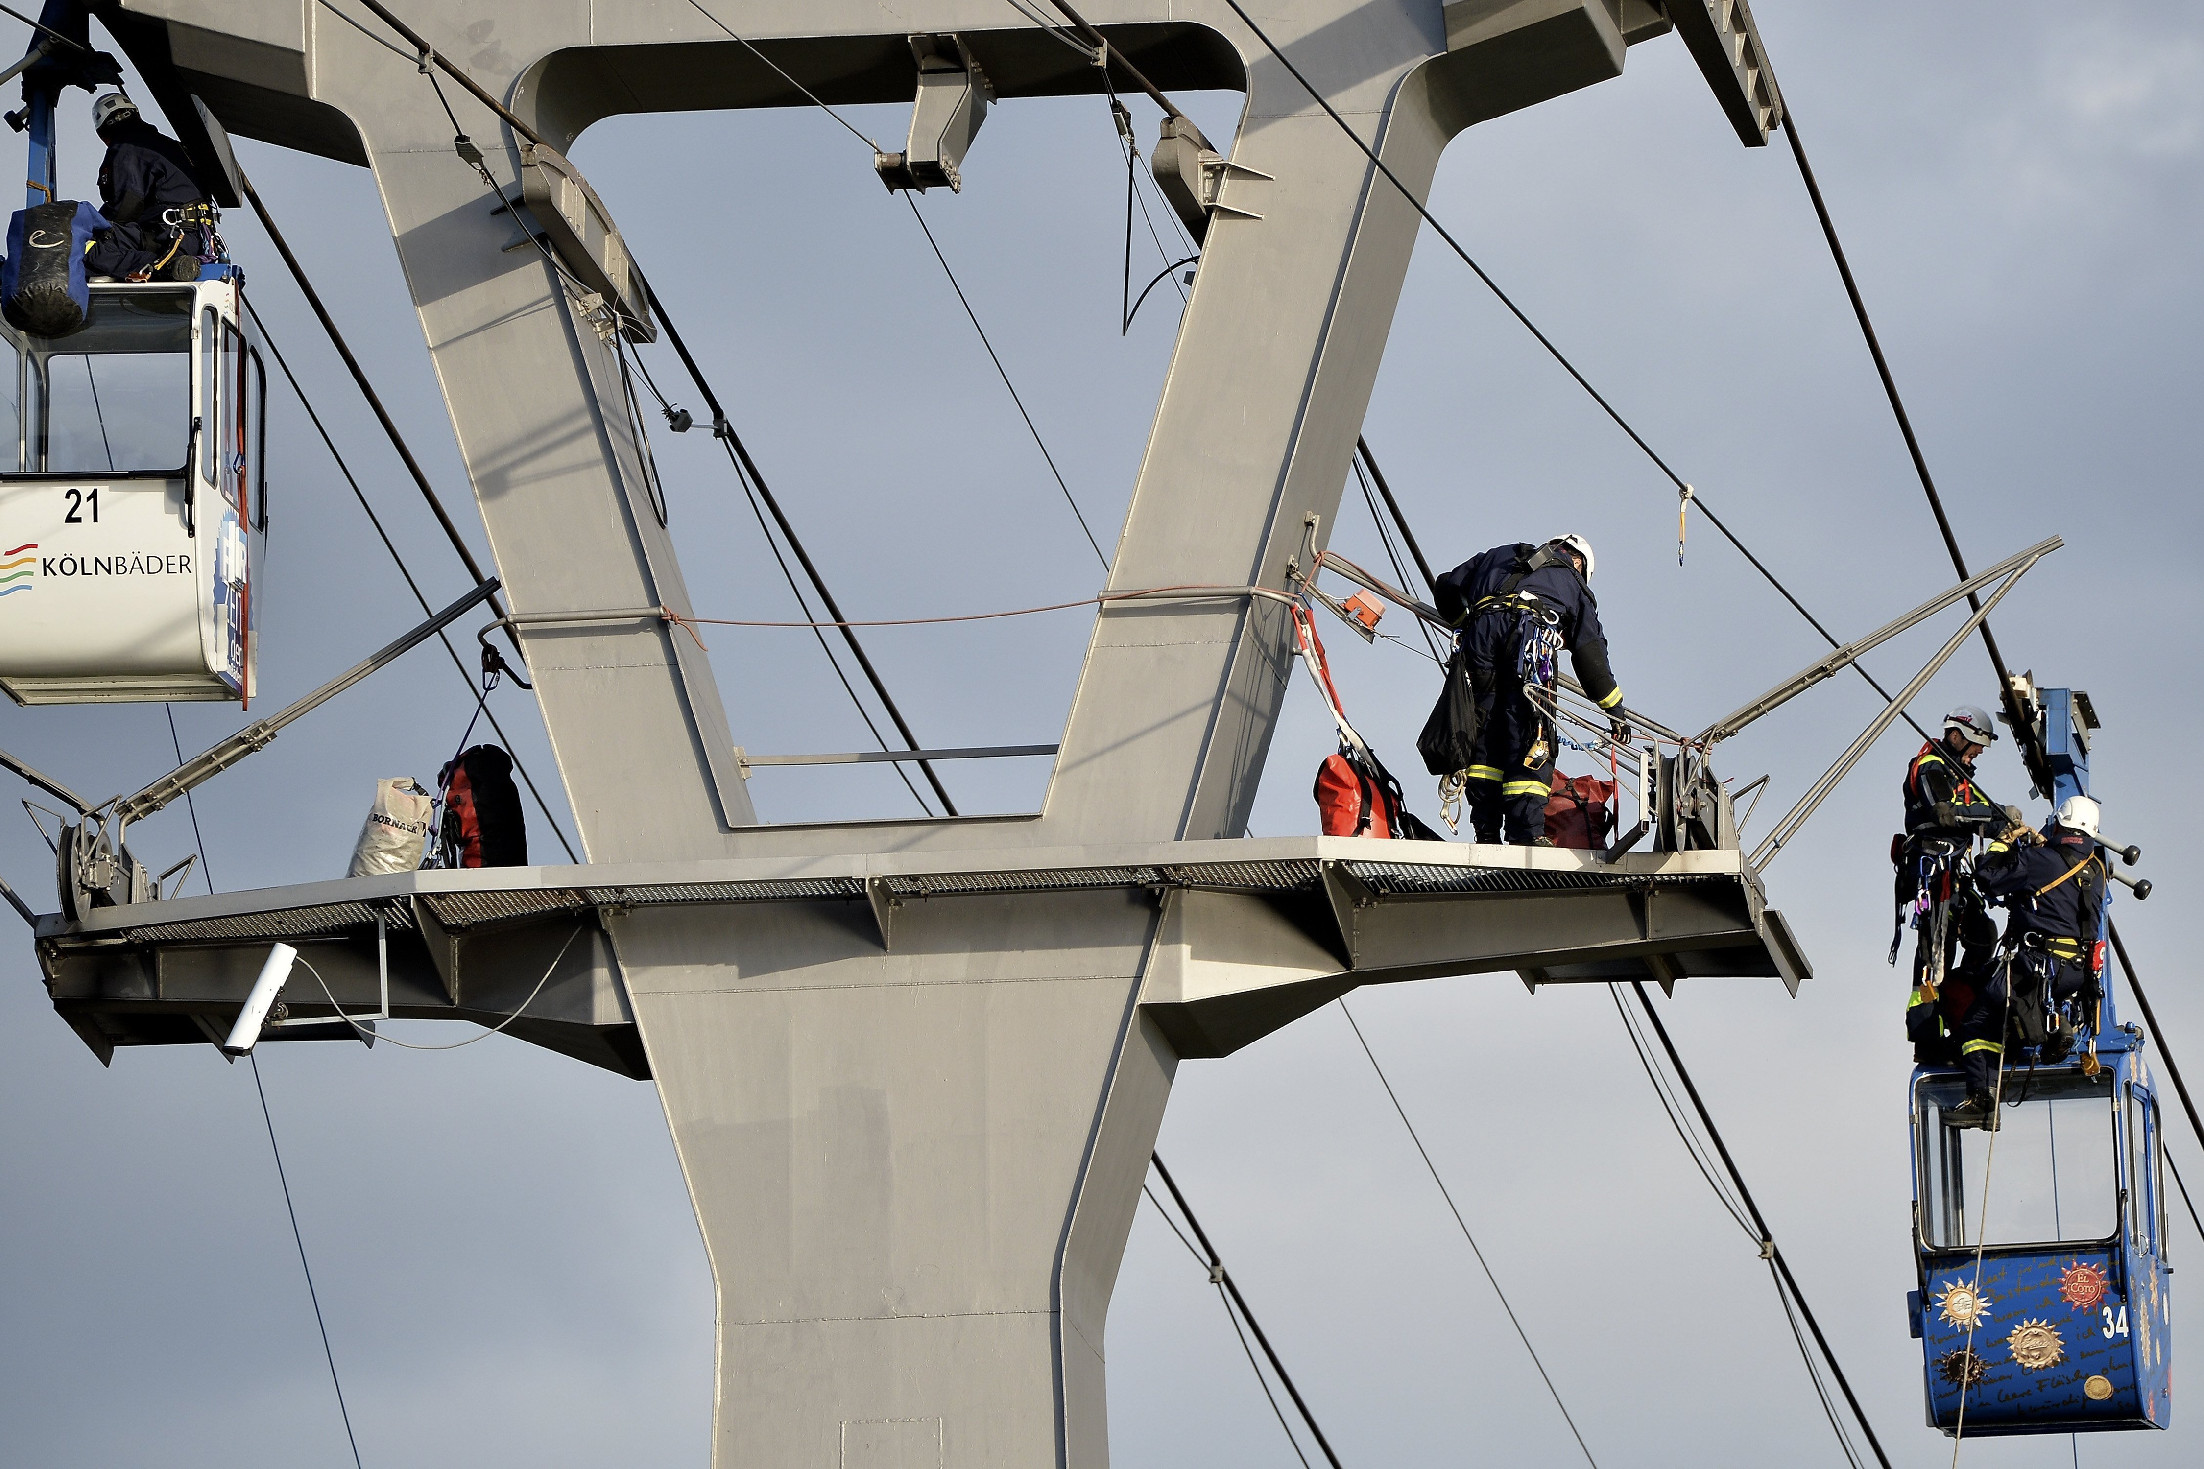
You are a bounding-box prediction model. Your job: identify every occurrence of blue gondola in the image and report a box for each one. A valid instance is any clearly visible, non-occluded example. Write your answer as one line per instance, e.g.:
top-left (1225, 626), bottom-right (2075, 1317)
top-left (1906, 686), bottom-right (2171, 1434)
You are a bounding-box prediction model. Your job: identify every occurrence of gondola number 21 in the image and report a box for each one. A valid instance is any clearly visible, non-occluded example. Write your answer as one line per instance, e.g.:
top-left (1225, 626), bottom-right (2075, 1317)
top-left (2103, 1305), bottom-right (2130, 1339)
top-left (62, 489), bottom-right (98, 523)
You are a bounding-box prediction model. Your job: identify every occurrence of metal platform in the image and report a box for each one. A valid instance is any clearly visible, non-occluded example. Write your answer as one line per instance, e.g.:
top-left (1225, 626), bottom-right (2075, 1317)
top-left (37, 836), bottom-right (1806, 1075)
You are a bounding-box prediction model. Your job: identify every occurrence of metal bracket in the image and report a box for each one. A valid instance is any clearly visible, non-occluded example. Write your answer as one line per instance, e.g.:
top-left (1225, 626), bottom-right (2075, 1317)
top-left (864, 875), bottom-right (901, 952)
top-left (874, 35), bottom-right (993, 193)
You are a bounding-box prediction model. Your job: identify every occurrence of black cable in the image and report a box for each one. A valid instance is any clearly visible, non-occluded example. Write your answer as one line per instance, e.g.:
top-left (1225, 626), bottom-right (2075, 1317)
top-left (1779, 114), bottom-right (2040, 761)
top-left (1124, 254), bottom-right (1201, 333)
top-left (1141, 1183), bottom-right (1313, 1467)
top-left (1606, 985), bottom-right (1754, 1239)
top-left (1627, 983), bottom-right (1893, 1469)
top-left (1336, 1001), bottom-right (1597, 1466)
top-left (901, 194), bottom-right (1112, 572)
top-left (1349, 457), bottom-right (1443, 662)
top-left (2109, 925), bottom-right (2204, 1157)
top-left (1351, 440), bottom-right (1435, 593)
top-left (642, 284), bottom-right (959, 815)
top-left (249, 1054), bottom-right (365, 1469)
top-left (242, 297), bottom-right (582, 861)
top-left (2166, 1148), bottom-right (2204, 1243)
top-left (1150, 1152), bottom-right (1345, 1469)
top-left (165, 706), bottom-right (215, 894)
top-left (235, 172), bottom-right (522, 664)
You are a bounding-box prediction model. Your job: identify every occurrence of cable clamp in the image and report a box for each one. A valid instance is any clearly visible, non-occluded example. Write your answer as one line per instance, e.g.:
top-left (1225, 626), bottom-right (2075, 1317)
top-left (1207, 1264), bottom-right (1226, 1285)
top-left (1758, 1238), bottom-right (1776, 1260)
top-left (711, 415), bottom-right (734, 442)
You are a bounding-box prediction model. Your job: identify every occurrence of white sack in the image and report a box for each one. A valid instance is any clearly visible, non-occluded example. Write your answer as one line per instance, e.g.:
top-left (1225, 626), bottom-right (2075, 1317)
top-left (348, 778), bottom-right (434, 877)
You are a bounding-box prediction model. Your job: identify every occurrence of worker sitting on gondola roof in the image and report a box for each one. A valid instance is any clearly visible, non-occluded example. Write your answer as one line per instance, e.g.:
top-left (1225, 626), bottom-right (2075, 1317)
top-left (1433, 534), bottom-right (1623, 846)
top-left (83, 93), bottom-right (210, 284)
top-left (1944, 795), bottom-right (2108, 1130)
top-left (1897, 705), bottom-right (2002, 1066)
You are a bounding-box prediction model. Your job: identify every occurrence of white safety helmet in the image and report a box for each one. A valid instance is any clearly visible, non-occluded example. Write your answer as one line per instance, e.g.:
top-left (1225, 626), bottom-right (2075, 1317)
top-left (1943, 705), bottom-right (1998, 748)
top-left (1552, 533), bottom-right (1595, 579)
top-left (2053, 795), bottom-right (2102, 841)
top-left (91, 92), bottom-right (138, 134)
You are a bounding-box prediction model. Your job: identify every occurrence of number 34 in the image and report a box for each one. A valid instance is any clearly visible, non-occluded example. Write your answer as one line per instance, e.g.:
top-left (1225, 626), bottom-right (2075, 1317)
top-left (2103, 1305), bottom-right (2130, 1339)
top-left (63, 488), bottom-right (98, 523)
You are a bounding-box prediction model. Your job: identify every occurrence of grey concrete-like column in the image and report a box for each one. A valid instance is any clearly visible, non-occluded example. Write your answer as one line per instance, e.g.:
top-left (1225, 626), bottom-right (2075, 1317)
top-left (606, 893), bottom-right (1169, 1468)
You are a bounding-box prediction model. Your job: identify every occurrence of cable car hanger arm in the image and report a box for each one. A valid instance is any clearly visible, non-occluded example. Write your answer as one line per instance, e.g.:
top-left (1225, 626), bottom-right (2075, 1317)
top-left (1697, 535), bottom-right (2062, 749)
top-left (1748, 548), bottom-right (2055, 869)
top-left (105, 578), bottom-right (501, 834)
top-left (0, 745), bottom-right (93, 817)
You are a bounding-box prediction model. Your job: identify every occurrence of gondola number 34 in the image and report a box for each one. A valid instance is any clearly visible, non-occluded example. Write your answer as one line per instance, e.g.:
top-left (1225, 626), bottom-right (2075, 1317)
top-left (2103, 1305), bottom-right (2130, 1339)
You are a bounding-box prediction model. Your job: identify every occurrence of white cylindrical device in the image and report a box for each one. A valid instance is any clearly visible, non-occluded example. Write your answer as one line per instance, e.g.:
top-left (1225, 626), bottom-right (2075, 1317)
top-left (221, 943), bottom-right (299, 1056)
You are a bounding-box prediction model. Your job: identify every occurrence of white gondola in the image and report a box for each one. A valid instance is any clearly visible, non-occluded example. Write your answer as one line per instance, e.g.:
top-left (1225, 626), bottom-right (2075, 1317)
top-left (0, 268), bottom-right (263, 704)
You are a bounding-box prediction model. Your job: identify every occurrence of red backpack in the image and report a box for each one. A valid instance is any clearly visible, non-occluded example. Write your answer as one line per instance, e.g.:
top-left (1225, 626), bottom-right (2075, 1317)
top-left (437, 744), bottom-right (529, 868)
top-left (1543, 772), bottom-right (1617, 850)
top-left (1316, 748), bottom-right (1401, 838)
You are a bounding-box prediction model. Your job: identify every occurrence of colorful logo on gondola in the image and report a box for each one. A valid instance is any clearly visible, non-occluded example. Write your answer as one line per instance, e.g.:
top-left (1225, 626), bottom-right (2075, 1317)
top-left (2058, 1260), bottom-right (2111, 1311)
top-left (0, 543), bottom-right (35, 597)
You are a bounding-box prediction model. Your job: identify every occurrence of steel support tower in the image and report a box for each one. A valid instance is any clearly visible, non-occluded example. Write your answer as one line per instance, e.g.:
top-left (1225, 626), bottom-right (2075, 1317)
top-left (47, 4), bottom-right (1802, 1464)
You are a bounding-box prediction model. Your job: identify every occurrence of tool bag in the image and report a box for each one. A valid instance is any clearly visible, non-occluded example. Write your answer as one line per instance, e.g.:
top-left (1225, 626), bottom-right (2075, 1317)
top-left (1416, 646), bottom-right (1481, 777)
top-left (347, 778), bottom-right (435, 876)
top-left (438, 745), bottom-right (528, 868)
top-left (1543, 772), bottom-right (1617, 850)
top-left (1294, 605), bottom-right (1442, 841)
top-left (3, 201), bottom-right (109, 337)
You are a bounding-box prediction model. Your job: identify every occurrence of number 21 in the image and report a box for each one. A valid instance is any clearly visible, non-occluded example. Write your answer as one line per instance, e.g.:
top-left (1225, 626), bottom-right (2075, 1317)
top-left (63, 488), bottom-right (98, 523)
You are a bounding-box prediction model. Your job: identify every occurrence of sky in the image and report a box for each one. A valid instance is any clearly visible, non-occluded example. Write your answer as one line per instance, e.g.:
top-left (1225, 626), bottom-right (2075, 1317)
top-left (2, 1), bottom-right (2201, 1465)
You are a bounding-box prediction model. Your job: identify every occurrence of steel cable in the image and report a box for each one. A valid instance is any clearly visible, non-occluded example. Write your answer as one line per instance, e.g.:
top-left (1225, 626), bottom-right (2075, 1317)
top-left (1337, 1000), bottom-right (1598, 1466)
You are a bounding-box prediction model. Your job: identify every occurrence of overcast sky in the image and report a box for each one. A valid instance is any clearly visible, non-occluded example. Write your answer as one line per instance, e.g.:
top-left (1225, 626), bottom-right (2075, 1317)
top-left (3, 2), bottom-right (2200, 1465)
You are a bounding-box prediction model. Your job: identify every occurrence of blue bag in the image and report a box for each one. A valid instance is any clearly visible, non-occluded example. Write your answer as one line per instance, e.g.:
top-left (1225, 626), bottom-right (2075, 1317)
top-left (3, 200), bottom-right (110, 337)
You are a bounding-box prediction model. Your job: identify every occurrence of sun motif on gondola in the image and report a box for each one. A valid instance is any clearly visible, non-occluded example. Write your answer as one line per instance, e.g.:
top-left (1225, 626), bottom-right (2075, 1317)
top-left (2058, 1261), bottom-right (2110, 1311)
top-left (1936, 1348), bottom-right (1987, 1387)
top-left (1934, 1280), bottom-right (1993, 1330)
top-left (2008, 1319), bottom-right (2065, 1371)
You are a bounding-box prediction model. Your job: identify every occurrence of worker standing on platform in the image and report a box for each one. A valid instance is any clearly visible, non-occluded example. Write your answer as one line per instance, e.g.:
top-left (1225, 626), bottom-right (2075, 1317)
top-left (84, 93), bottom-right (210, 283)
top-left (1896, 706), bottom-right (2003, 1063)
top-left (1940, 795), bottom-right (2110, 1131)
top-left (1433, 535), bottom-right (1624, 846)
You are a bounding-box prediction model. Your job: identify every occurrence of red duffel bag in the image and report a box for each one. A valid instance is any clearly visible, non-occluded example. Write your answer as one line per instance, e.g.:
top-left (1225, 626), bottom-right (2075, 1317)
top-left (1544, 771), bottom-right (1617, 850)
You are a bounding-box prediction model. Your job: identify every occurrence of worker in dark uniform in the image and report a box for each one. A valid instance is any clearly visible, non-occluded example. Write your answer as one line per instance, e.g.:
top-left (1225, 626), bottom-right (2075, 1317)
top-left (1896, 706), bottom-right (2004, 1064)
top-left (1944, 795), bottom-right (2108, 1130)
top-left (1433, 534), bottom-right (1623, 846)
top-left (83, 93), bottom-right (209, 283)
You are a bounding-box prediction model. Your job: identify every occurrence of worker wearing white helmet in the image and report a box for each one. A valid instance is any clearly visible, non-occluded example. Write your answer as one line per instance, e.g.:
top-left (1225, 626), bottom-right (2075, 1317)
top-left (1942, 795), bottom-right (2112, 1130)
top-left (1428, 534), bottom-right (1623, 846)
top-left (84, 92), bottom-right (213, 283)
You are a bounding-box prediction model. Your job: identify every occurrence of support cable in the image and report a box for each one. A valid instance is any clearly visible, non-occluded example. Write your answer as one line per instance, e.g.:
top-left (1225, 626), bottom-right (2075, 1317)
top-left (1778, 114), bottom-right (2040, 763)
top-left (236, 172), bottom-right (521, 662)
top-left (1336, 1000), bottom-right (1598, 1466)
top-left (901, 195), bottom-right (1111, 571)
top-left (1352, 440), bottom-right (1436, 593)
top-left (1627, 982), bottom-right (1893, 1468)
top-left (243, 298), bottom-right (582, 861)
top-left (1143, 1184), bottom-right (1315, 1468)
top-left (2165, 1148), bottom-right (2204, 1243)
top-left (642, 287), bottom-right (958, 814)
top-left (1150, 1152), bottom-right (1346, 1469)
top-left (164, 706), bottom-right (216, 894)
top-left (2109, 925), bottom-right (2204, 1157)
top-left (1609, 996), bottom-right (1863, 1466)
top-left (248, 1054), bottom-right (366, 1469)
